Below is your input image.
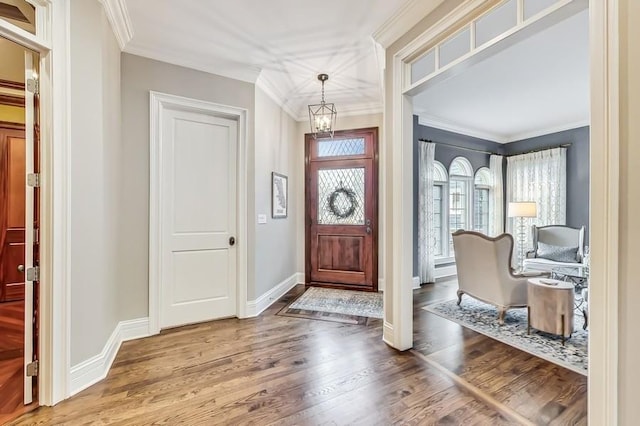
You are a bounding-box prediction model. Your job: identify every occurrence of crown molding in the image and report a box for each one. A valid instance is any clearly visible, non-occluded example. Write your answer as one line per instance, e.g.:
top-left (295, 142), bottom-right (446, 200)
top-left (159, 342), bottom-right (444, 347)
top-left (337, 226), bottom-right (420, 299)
top-left (99, 0), bottom-right (133, 50)
top-left (372, 0), bottom-right (444, 48)
top-left (417, 113), bottom-right (590, 144)
top-left (417, 113), bottom-right (506, 143)
top-left (506, 120), bottom-right (590, 142)
top-left (124, 43), bottom-right (261, 84)
top-left (255, 73), bottom-right (298, 121)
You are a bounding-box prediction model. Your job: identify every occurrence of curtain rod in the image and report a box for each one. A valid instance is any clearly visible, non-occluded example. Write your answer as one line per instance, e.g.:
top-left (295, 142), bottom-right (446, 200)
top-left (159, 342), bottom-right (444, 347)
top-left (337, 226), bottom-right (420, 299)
top-left (418, 139), bottom-right (572, 157)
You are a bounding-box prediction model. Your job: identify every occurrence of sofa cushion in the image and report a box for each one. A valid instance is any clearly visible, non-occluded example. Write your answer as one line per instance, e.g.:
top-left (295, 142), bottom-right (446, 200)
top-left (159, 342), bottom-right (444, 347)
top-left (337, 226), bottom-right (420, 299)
top-left (536, 242), bottom-right (579, 263)
top-left (523, 257), bottom-right (583, 273)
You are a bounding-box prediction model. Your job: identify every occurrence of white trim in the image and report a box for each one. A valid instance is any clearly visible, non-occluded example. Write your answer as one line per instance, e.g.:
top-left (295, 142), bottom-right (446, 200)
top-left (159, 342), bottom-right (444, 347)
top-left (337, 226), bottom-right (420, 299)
top-left (378, 278), bottom-right (385, 292)
top-left (373, 0), bottom-right (445, 48)
top-left (588, 0), bottom-right (619, 424)
top-left (125, 43), bottom-right (261, 84)
top-left (412, 276), bottom-right (420, 289)
top-left (98, 0), bottom-right (134, 50)
top-left (246, 273), bottom-right (300, 317)
top-left (382, 321), bottom-right (394, 346)
top-left (148, 91), bottom-right (249, 335)
top-left (69, 318), bottom-right (150, 396)
top-left (296, 272), bottom-right (305, 285)
top-left (417, 111), bottom-right (590, 145)
top-left (0, 17), bottom-right (51, 52)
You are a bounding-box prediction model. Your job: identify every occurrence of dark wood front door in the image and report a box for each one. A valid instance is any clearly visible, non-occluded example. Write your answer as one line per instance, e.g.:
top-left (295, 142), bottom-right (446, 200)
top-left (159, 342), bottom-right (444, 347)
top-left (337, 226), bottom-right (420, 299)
top-left (305, 128), bottom-right (378, 291)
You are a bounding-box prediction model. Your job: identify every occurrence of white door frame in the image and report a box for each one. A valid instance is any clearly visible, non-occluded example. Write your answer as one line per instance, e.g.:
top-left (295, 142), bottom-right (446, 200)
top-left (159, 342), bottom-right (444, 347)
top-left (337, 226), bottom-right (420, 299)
top-left (385, 0), bottom-right (619, 424)
top-left (0, 0), bottom-right (71, 405)
top-left (148, 91), bottom-right (249, 335)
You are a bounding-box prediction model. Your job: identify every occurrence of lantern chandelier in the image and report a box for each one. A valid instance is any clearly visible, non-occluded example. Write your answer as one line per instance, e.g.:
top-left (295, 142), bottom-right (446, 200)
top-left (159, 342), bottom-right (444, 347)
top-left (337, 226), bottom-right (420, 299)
top-left (308, 73), bottom-right (337, 138)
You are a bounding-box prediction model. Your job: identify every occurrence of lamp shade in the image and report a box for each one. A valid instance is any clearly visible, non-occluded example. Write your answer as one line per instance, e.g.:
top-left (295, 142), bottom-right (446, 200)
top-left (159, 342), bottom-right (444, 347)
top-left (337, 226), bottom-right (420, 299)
top-left (508, 201), bottom-right (537, 218)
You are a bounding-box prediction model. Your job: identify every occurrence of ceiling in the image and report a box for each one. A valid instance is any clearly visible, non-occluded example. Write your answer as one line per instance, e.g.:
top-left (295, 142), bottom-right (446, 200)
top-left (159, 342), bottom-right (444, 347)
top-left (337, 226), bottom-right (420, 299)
top-left (122, 0), bottom-right (415, 120)
top-left (116, 1), bottom-right (588, 137)
top-left (413, 8), bottom-right (590, 143)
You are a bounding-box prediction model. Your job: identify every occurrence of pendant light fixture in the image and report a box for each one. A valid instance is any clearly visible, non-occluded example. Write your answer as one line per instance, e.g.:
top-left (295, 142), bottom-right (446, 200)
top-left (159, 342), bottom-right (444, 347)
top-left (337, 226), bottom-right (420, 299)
top-left (308, 73), bottom-right (337, 138)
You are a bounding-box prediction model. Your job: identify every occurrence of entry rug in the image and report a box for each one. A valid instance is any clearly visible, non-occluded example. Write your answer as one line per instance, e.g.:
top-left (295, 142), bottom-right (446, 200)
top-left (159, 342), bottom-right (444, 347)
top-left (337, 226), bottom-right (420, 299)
top-left (422, 298), bottom-right (588, 375)
top-left (277, 287), bottom-right (383, 325)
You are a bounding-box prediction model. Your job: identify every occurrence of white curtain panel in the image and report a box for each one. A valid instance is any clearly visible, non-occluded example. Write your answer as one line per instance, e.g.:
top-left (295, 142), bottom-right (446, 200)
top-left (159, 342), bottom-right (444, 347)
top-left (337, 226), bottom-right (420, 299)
top-left (488, 154), bottom-right (504, 236)
top-left (506, 147), bottom-right (567, 258)
top-left (418, 141), bottom-right (436, 284)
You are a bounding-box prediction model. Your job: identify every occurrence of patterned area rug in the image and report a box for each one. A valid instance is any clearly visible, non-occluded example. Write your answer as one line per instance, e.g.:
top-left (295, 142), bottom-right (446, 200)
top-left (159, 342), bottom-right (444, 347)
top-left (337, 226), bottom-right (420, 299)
top-left (277, 287), bottom-right (383, 325)
top-left (423, 297), bottom-right (588, 375)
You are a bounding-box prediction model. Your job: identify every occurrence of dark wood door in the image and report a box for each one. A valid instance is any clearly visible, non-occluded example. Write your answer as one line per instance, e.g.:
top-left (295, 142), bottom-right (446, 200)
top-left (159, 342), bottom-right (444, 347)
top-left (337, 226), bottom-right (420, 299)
top-left (305, 128), bottom-right (378, 291)
top-left (0, 126), bottom-right (26, 303)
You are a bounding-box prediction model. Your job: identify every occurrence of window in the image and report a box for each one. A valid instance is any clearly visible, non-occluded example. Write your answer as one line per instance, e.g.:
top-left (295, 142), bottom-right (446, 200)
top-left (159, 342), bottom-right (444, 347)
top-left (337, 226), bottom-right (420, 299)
top-left (448, 157), bottom-right (473, 253)
top-left (432, 162), bottom-right (448, 257)
top-left (428, 157), bottom-right (489, 262)
top-left (474, 168), bottom-right (491, 235)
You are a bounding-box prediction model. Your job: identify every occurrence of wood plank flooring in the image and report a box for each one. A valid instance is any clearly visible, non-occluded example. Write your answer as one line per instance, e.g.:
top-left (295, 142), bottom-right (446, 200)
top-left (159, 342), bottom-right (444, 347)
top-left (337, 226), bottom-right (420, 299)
top-left (9, 281), bottom-right (587, 425)
top-left (0, 301), bottom-right (26, 425)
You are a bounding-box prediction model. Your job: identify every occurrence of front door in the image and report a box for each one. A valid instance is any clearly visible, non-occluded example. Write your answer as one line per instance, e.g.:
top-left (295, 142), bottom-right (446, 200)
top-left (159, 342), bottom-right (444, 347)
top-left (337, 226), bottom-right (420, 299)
top-left (305, 128), bottom-right (378, 291)
top-left (159, 105), bottom-right (238, 329)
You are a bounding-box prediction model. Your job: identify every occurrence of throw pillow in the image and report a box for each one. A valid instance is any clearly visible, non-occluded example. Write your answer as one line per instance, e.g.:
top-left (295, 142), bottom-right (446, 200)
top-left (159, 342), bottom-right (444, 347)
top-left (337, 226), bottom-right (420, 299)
top-left (535, 242), bottom-right (579, 263)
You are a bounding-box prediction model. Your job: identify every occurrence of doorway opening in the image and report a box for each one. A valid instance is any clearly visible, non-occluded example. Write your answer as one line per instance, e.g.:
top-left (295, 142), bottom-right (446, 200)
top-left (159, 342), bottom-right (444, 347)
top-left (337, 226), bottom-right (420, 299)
top-left (0, 34), bottom-right (40, 424)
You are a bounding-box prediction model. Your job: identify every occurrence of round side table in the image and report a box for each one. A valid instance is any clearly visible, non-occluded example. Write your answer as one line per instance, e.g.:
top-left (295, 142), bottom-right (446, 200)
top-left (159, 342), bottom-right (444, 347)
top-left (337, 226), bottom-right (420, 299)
top-left (527, 278), bottom-right (575, 345)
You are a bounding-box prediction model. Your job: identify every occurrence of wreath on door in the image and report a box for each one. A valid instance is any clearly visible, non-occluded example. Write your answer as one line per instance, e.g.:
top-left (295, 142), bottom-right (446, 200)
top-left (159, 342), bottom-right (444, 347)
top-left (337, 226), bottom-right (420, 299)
top-left (328, 185), bottom-right (357, 219)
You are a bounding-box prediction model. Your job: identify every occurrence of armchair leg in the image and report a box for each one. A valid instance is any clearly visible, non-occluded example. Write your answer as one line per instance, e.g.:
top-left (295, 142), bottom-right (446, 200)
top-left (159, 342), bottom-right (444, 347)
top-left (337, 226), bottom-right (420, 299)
top-left (498, 308), bottom-right (506, 325)
top-left (456, 290), bottom-right (464, 306)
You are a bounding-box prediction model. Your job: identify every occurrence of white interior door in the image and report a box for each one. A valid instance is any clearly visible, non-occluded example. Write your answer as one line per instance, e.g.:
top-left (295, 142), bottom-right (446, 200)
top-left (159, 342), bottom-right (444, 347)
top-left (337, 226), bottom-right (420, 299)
top-left (23, 51), bottom-right (35, 405)
top-left (160, 106), bottom-right (237, 329)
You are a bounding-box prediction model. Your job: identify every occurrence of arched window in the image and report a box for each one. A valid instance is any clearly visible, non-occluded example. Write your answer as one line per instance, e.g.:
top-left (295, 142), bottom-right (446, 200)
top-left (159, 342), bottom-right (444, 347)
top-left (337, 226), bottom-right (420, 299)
top-left (474, 167), bottom-right (491, 235)
top-left (432, 161), bottom-right (447, 256)
top-left (448, 157), bottom-right (473, 252)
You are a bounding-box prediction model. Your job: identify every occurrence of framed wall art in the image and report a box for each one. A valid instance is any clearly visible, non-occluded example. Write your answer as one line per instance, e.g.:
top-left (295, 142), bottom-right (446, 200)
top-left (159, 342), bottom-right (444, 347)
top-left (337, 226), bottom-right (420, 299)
top-left (272, 172), bottom-right (288, 218)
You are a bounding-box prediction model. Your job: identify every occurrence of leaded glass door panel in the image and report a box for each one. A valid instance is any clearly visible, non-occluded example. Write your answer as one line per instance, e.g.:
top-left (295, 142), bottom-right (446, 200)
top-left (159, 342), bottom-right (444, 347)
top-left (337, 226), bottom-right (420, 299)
top-left (305, 128), bottom-right (378, 291)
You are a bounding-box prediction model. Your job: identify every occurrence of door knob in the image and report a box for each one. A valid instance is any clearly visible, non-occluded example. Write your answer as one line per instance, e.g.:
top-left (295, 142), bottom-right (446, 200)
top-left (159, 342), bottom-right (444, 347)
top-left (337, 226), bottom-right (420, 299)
top-left (366, 227), bottom-right (372, 235)
top-left (229, 236), bottom-right (236, 246)
top-left (18, 264), bottom-right (25, 273)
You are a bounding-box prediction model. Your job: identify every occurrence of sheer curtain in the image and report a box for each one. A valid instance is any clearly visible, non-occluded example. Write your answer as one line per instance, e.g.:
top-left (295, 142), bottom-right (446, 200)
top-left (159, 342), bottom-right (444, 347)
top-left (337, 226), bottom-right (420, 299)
top-left (488, 154), bottom-right (504, 236)
top-left (418, 142), bottom-right (436, 284)
top-left (506, 147), bottom-right (567, 256)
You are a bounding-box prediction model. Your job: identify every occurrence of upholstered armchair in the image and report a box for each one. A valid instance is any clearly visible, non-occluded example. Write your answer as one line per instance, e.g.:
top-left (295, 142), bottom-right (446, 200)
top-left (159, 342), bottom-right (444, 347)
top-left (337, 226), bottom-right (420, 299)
top-left (522, 225), bottom-right (585, 273)
top-left (452, 230), bottom-right (543, 325)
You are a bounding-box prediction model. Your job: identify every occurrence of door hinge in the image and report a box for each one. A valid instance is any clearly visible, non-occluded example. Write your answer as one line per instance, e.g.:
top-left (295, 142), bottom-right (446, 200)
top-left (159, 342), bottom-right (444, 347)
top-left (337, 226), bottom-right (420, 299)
top-left (26, 360), bottom-right (38, 377)
top-left (27, 173), bottom-right (40, 188)
top-left (27, 78), bottom-right (39, 95)
top-left (26, 266), bottom-right (39, 282)
top-left (34, 228), bottom-right (39, 244)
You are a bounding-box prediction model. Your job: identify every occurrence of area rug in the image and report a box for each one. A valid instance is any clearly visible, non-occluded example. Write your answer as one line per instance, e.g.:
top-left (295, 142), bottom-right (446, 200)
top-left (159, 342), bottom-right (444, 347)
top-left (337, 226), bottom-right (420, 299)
top-left (422, 298), bottom-right (588, 375)
top-left (277, 287), bottom-right (383, 325)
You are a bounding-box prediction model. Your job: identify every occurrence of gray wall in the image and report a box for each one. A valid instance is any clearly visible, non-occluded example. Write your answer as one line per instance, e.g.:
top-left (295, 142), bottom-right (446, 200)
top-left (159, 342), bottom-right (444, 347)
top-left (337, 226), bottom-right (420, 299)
top-left (254, 88), bottom-right (299, 298)
top-left (69, 0), bottom-right (122, 365)
top-left (120, 53), bottom-right (256, 317)
top-left (412, 116), bottom-right (503, 277)
top-left (505, 126), bottom-right (590, 239)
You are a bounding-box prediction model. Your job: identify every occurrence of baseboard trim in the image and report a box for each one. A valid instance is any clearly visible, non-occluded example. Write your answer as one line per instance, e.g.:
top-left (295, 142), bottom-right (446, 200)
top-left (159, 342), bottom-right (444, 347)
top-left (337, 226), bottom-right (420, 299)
top-left (413, 276), bottom-right (420, 289)
top-left (378, 278), bottom-right (385, 292)
top-left (70, 317), bottom-right (150, 396)
top-left (246, 272), bottom-right (300, 317)
top-left (382, 320), bottom-right (394, 346)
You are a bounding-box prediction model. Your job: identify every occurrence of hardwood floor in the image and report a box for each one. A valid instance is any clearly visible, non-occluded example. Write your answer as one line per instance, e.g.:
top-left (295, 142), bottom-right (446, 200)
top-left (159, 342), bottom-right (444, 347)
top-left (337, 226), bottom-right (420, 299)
top-left (9, 282), bottom-right (587, 425)
top-left (0, 301), bottom-right (27, 425)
